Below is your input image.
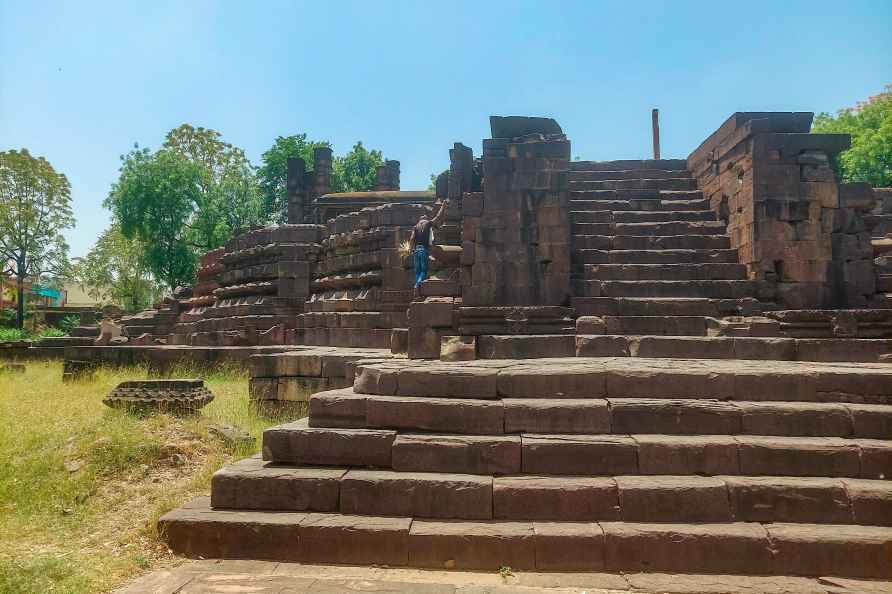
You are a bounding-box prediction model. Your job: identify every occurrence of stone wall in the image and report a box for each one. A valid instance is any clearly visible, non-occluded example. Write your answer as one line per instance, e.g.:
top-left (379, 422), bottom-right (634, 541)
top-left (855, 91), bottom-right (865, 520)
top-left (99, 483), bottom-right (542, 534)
top-left (687, 112), bottom-right (876, 308)
top-left (296, 203), bottom-right (430, 349)
top-left (187, 225), bottom-right (323, 346)
top-left (169, 248), bottom-right (224, 344)
top-left (461, 116), bottom-right (572, 307)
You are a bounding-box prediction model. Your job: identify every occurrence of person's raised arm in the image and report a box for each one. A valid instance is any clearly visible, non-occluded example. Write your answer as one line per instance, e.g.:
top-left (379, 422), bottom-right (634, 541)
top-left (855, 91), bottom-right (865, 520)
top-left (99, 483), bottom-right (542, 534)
top-left (430, 199), bottom-right (450, 228)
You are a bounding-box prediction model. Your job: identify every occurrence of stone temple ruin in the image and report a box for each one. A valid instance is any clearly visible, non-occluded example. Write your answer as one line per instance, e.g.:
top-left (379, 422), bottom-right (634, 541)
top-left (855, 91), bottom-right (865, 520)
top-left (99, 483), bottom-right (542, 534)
top-left (67, 113), bottom-right (892, 577)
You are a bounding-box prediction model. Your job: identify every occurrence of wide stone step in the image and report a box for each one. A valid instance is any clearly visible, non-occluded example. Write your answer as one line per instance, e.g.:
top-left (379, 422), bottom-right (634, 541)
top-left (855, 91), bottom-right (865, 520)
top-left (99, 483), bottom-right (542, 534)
top-left (263, 421), bottom-right (890, 480)
top-left (36, 336), bottom-right (97, 348)
top-left (575, 334), bottom-right (892, 364)
top-left (418, 276), bottom-right (460, 298)
top-left (570, 198), bottom-right (711, 211)
top-left (572, 296), bottom-right (759, 317)
top-left (570, 189), bottom-right (703, 201)
top-left (572, 222), bottom-right (614, 235)
top-left (70, 326), bottom-right (100, 338)
top-left (160, 498), bottom-right (892, 576)
top-left (614, 210), bottom-right (716, 223)
top-left (570, 159), bottom-right (689, 172)
top-left (469, 333), bottom-right (891, 362)
top-left (596, 315), bottom-right (710, 336)
top-left (584, 263), bottom-right (748, 281)
top-left (571, 210), bottom-right (716, 223)
top-left (574, 235), bottom-right (732, 251)
top-left (307, 388), bottom-right (892, 439)
top-left (569, 178), bottom-right (698, 192)
top-left (574, 249), bottom-right (740, 265)
top-left (352, 357), bottom-right (892, 403)
top-left (615, 234), bottom-right (731, 250)
top-left (568, 168), bottom-right (693, 181)
top-left (615, 221), bottom-right (726, 236)
top-left (592, 280), bottom-right (756, 299)
top-left (211, 457), bottom-right (892, 526)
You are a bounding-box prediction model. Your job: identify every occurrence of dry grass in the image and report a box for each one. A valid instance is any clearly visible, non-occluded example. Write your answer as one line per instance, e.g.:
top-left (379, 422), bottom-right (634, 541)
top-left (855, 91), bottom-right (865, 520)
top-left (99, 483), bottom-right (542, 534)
top-left (0, 360), bottom-right (298, 594)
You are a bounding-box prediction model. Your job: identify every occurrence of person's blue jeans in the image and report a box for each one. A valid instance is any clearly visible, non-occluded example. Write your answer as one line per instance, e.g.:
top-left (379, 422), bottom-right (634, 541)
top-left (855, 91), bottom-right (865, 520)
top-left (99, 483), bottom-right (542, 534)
top-left (414, 246), bottom-right (429, 288)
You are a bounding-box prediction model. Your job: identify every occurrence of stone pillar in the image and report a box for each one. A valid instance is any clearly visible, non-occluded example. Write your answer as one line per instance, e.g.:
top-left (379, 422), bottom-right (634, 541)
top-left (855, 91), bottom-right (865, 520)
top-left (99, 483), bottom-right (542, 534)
top-left (313, 147), bottom-right (333, 198)
top-left (462, 116), bottom-right (571, 307)
top-left (286, 157), bottom-right (306, 224)
top-left (374, 160), bottom-right (401, 191)
top-left (449, 143), bottom-right (473, 203)
top-left (688, 112), bottom-right (865, 308)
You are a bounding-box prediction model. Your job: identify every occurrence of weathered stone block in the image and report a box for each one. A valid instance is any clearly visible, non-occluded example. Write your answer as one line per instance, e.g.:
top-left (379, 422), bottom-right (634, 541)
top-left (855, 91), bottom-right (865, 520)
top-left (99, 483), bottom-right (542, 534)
top-left (440, 335), bottom-right (476, 362)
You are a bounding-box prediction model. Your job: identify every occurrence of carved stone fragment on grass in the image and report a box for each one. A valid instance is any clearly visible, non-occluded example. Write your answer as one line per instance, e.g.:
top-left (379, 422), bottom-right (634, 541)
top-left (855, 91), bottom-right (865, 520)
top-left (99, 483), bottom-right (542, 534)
top-left (103, 379), bottom-right (214, 414)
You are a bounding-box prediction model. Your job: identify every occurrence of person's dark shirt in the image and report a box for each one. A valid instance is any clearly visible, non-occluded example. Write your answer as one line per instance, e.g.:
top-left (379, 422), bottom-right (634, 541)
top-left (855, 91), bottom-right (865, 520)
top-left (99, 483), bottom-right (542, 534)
top-left (412, 219), bottom-right (433, 248)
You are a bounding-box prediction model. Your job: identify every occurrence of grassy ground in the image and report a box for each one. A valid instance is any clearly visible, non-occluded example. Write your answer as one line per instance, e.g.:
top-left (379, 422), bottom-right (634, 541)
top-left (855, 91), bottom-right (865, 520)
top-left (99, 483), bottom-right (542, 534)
top-left (0, 360), bottom-right (297, 594)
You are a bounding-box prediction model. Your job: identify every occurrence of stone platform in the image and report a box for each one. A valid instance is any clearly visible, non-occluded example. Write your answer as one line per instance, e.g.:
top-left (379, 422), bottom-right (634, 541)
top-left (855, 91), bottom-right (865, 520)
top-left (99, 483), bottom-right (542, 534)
top-left (162, 357), bottom-right (892, 578)
top-left (474, 333), bottom-right (892, 362)
top-left (115, 559), bottom-right (892, 594)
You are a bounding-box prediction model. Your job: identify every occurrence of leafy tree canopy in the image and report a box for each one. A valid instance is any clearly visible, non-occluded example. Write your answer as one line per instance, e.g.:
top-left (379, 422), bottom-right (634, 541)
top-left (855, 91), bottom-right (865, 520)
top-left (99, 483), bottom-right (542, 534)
top-left (812, 85), bottom-right (892, 187)
top-left (163, 124), bottom-right (265, 246)
top-left (0, 149), bottom-right (74, 328)
top-left (332, 141), bottom-right (385, 193)
top-left (257, 134), bottom-right (330, 223)
top-left (105, 146), bottom-right (200, 290)
top-left (106, 125), bottom-right (267, 290)
top-left (72, 224), bottom-right (162, 312)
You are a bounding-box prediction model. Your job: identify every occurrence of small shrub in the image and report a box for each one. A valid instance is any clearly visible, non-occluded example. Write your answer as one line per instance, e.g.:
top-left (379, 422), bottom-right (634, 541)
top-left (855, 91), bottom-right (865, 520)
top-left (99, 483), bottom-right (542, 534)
top-left (0, 308), bottom-right (16, 327)
top-left (132, 554), bottom-right (150, 570)
top-left (36, 327), bottom-right (66, 339)
top-left (57, 314), bottom-right (81, 333)
top-left (0, 327), bottom-right (26, 342)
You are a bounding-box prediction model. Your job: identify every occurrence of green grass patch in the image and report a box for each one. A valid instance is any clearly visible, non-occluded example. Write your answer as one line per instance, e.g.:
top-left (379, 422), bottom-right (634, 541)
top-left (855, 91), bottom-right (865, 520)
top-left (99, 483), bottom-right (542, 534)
top-left (0, 360), bottom-right (296, 593)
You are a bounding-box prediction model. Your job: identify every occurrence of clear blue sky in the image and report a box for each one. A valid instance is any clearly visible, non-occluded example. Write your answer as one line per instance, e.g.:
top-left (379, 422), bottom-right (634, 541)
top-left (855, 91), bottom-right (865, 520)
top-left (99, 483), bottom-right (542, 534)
top-left (2, 1), bottom-right (890, 257)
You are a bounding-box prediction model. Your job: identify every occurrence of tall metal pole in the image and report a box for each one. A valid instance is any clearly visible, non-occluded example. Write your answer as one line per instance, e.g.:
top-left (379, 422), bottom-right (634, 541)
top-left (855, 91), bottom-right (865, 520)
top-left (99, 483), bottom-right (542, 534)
top-left (652, 108), bottom-right (661, 160)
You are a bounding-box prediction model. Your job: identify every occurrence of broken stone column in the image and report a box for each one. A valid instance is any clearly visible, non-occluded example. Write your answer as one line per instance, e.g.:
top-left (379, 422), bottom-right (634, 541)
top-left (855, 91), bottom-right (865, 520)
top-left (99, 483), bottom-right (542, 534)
top-left (286, 157), bottom-right (306, 224)
top-left (374, 160), bottom-right (401, 191)
top-left (313, 147), bottom-right (333, 199)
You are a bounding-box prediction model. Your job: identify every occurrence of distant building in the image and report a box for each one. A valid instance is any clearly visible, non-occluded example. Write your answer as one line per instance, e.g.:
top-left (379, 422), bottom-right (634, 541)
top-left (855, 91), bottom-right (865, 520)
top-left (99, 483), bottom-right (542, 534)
top-left (0, 277), bottom-right (102, 310)
top-left (63, 282), bottom-right (103, 308)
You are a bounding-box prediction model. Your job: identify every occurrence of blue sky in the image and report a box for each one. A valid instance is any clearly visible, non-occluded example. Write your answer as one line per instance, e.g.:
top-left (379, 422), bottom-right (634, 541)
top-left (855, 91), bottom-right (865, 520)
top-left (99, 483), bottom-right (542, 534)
top-left (2, 1), bottom-right (890, 257)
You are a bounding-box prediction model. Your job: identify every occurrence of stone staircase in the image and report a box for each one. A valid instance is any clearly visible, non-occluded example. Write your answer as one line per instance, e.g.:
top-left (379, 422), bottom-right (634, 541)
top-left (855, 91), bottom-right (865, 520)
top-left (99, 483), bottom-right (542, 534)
top-left (569, 159), bottom-right (761, 335)
top-left (161, 357), bottom-right (892, 578)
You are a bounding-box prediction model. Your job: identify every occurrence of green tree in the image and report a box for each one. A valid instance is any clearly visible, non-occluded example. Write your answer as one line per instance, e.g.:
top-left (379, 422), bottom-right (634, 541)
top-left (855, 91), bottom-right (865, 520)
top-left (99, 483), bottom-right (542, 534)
top-left (0, 149), bottom-right (74, 328)
top-left (812, 85), bottom-right (892, 187)
top-left (258, 134), bottom-right (331, 222)
top-left (332, 141), bottom-right (384, 193)
top-left (72, 225), bottom-right (162, 312)
top-left (163, 124), bottom-right (265, 246)
top-left (105, 147), bottom-right (200, 290)
top-left (106, 125), bottom-right (266, 290)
